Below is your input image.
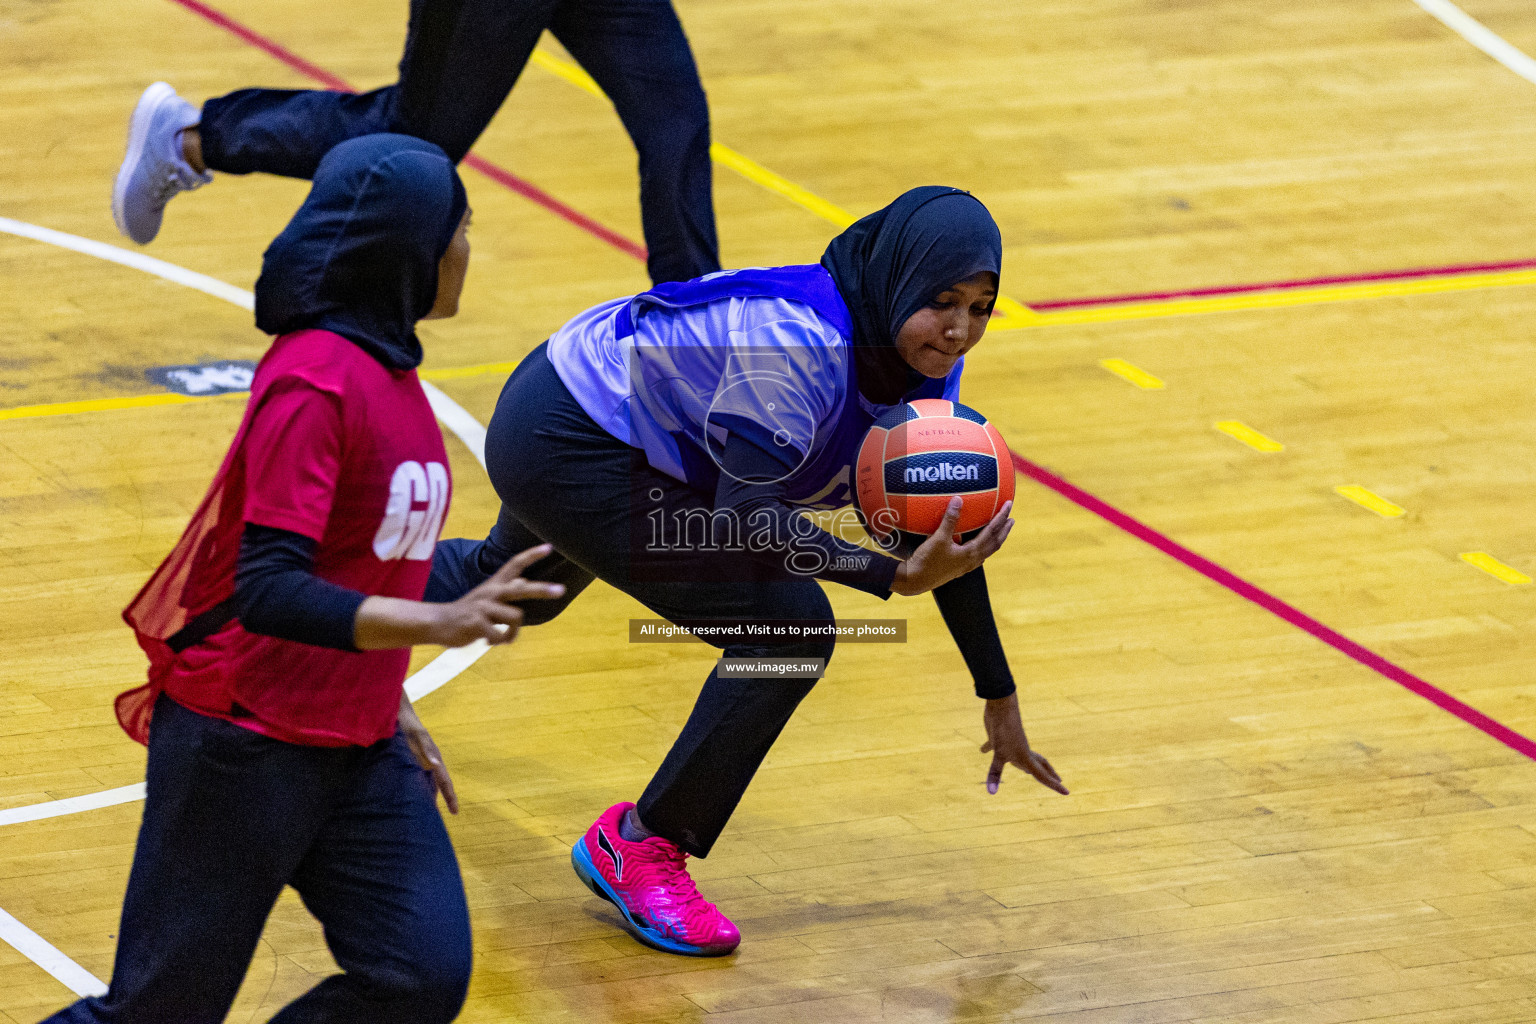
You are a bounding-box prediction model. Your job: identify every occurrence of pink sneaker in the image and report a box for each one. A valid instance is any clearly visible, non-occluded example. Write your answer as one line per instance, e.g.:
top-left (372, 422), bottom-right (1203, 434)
top-left (571, 802), bottom-right (740, 956)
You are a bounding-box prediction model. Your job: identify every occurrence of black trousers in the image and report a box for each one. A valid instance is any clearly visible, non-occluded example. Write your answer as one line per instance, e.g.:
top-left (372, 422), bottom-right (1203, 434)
top-left (481, 344), bottom-right (834, 857)
top-left (199, 0), bottom-right (719, 284)
top-left (43, 697), bottom-right (471, 1024)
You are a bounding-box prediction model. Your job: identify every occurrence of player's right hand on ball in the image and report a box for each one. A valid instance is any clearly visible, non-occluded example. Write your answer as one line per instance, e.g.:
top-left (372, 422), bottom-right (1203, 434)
top-left (891, 497), bottom-right (1013, 596)
top-left (435, 543), bottom-right (566, 646)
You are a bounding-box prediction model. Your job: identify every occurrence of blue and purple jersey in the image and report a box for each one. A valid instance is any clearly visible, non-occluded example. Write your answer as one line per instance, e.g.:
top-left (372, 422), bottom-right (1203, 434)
top-left (547, 265), bottom-right (961, 510)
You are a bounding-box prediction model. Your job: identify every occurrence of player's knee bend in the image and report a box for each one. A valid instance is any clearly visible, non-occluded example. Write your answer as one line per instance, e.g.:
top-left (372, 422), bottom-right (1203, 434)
top-left (361, 936), bottom-right (471, 1024)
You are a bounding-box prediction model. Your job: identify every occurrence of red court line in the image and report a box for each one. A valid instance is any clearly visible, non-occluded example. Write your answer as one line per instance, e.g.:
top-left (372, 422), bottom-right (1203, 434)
top-left (160, 0), bottom-right (1536, 314)
top-left (166, 0), bottom-right (648, 263)
top-left (1030, 258), bottom-right (1536, 311)
top-left (1010, 450), bottom-right (1536, 761)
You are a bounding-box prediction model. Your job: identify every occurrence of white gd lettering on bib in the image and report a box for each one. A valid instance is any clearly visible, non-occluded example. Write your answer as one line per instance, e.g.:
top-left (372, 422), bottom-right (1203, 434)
top-left (373, 461), bottom-right (449, 561)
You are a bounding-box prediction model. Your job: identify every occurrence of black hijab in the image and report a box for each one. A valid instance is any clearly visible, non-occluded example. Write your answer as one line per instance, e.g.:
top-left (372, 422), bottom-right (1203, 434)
top-left (820, 186), bottom-right (1003, 402)
top-left (254, 134), bottom-right (469, 371)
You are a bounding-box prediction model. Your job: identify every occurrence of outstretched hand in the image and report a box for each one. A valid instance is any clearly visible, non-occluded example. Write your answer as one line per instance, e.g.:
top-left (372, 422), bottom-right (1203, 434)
top-left (356, 543), bottom-right (566, 651)
top-left (981, 692), bottom-right (1067, 796)
top-left (891, 497), bottom-right (1013, 596)
top-left (430, 543), bottom-right (565, 648)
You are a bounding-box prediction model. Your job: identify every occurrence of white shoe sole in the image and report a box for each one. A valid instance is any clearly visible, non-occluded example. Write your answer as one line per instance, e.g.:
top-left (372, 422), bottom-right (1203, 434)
top-left (112, 81), bottom-right (176, 243)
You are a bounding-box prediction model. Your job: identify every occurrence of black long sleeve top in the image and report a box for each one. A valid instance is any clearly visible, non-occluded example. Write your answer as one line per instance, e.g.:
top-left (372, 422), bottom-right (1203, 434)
top-left (232, 523), bottom-right (365, 651)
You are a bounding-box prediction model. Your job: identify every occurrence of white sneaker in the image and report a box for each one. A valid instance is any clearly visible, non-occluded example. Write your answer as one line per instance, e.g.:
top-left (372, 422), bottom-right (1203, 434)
top-left (111, 82), bottom-right (212, 245)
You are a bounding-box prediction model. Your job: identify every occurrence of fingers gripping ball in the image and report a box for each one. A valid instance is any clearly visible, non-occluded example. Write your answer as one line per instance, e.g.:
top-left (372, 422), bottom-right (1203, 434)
top-left (855, 399), bottom-right (1015, 555)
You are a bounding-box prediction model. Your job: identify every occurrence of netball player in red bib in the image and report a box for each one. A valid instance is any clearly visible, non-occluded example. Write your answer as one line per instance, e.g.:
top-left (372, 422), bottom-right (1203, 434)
top-left (41, 134), bottom-right (560, 1024)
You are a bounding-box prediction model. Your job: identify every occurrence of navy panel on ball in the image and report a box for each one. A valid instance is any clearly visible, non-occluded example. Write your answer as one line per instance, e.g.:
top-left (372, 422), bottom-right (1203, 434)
top-left (873, 404), bottom-right (921, 429)
top-left (884, 450), bottom-right (999, 495)
top-left (951, 403), bottom-right (988, 425)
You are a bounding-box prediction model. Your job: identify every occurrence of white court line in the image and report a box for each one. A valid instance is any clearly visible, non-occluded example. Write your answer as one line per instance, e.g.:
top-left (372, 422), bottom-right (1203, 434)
top-left (0, 218), bottom-right (495, 996)
top-left (0, 908), bottom-right (107, 997)
top-left (0, 783), bottom-right (147, 828)
top-left (422, 381), bottom-right (487, 469)
top-left (0, 217), bottom-right (255, 311)
top-left (405, 638), bottom-right (492, 702)
top-left (1411, 0), bottom-right (1536, 85)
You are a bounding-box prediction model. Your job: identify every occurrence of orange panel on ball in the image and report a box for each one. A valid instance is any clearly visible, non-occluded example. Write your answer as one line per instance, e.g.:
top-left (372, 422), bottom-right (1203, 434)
top-left (891, 420), bottom-right (995, 456)
top-left (889, 492), bottom-right (960, 535)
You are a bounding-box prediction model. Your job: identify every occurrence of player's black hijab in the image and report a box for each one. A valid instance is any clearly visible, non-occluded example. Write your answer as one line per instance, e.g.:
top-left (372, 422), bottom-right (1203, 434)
top-left (820, 186), bottom-right (1002, 402)
top-left (254, 133), bottom-right (468, 371)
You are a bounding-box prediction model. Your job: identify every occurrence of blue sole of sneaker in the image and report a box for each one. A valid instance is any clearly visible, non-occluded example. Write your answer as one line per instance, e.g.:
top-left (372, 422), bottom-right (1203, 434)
top-left (570, 840), bottom-right (735, 957)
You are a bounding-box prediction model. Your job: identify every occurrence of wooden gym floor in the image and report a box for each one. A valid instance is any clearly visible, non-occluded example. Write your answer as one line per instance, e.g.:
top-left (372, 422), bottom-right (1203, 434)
top-left (5, 0), bottom-right (1536, 1020)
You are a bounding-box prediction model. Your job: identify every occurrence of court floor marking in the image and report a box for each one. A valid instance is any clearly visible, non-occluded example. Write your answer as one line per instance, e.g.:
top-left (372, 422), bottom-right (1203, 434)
top-left (1010, 450), bottom-right (1536, 761)
top-left (1410, 0), bottom-right (1536, 85)
top-left (1034, 257), bottom-right (1536, 311)
top-left (9, 256), bottom-right (1536, 422)
top-left (1402, 0), bottom-right (1536, 594)
top-left (0, 908), bottom-right (105, 998)
top-left (1335, 485), bottom-right (1409, 519)
top-left (1461, 552), bottom-right (1534, 586)
top-left (1007, 266), bottom-right (1536, 329)
top-left (0, 636), bottom-right (481, 832)
top-left (1215, 421), bottom-right (1285, 453)
top-left (0, 784), bottom-right (149, 829)
top-left (1097, 358), bottom-right (1165, 390)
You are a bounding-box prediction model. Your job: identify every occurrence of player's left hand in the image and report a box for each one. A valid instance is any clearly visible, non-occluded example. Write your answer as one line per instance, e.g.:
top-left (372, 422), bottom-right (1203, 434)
top-left (981, 692), bottom-right (1067, 795)
top-left (398, 693), bottom-right (459, 814)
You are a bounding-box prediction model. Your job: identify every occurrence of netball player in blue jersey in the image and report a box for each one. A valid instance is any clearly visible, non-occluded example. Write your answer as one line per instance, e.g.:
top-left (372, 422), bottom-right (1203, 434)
top-left (428, 186), bottom-right (1069, 958)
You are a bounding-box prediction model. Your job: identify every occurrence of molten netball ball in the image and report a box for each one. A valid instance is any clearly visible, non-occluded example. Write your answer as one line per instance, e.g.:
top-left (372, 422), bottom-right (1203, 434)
top-left (854, 398), bottom-right (1015, 555)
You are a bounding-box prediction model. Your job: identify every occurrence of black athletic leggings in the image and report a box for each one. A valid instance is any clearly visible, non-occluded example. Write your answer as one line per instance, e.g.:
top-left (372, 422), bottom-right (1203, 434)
top-left (198, 0), bottom-right (718, 284)
top-left (479, 343), bottom-right (833, 856)
top-left (43, 697), bottom-right (470, 1024)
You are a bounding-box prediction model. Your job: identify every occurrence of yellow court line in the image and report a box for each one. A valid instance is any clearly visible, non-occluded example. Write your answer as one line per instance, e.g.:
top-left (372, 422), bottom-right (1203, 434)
top-left (1335, 485), bottom-right (1406, 518)
top-left (0, 392), bottom-right (218, 421)
top-left (1, 365), bottom-right (528, 423)
top-left (527, 49), bottom-right (1536, 331)
top-left (419, 360), bottom-right (522, 382)
top-left (707, 143), bottom-right (857, 229)
top-left (1215, 420), bottom-right (1284, 452)
top-left (529, 49), bottom-right (1058, 326)
top-left (1461, 551), bottom-right (1533, 585)
top-left (531, 49), bottom-right (858, 230)
top-left (1098, 358), bottom-right (1164, 390)
top-left (1001, 269), bottom-right (1536, 331)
